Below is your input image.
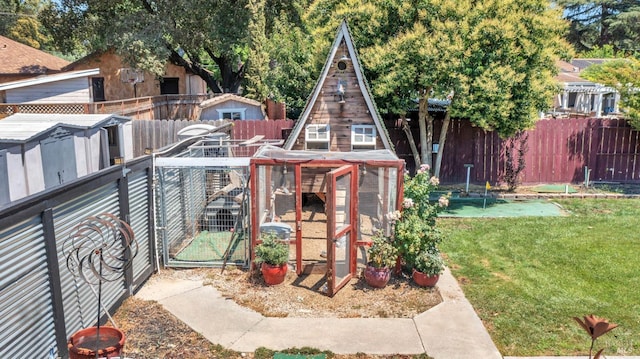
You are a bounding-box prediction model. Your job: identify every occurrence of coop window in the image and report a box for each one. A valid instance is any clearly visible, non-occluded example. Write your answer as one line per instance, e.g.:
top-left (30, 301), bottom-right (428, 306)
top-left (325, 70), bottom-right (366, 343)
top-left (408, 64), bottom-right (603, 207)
top-left (217, 108), bottom-right (246, 120)
top-left (351, 125), bottom-right (376, 150)
top-left (305, 124), bottom-right (330, 150)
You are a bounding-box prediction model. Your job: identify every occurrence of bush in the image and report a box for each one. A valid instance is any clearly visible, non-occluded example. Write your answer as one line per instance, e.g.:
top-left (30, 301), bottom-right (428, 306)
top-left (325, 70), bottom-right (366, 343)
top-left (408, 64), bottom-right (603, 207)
top-left (394, 164), bottom-right (448, 270)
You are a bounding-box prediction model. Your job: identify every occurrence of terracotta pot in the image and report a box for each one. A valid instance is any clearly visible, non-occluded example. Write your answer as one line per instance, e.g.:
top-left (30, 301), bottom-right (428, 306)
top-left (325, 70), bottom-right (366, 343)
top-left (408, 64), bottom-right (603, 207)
top-left (363, 264), bottom-right (391, 288)
top-left (68, 326), bottom-right (125, 359)
top-left (412, 270), bottom-right (440, 287)
top-left (261, 262), bottom-right (288, 285)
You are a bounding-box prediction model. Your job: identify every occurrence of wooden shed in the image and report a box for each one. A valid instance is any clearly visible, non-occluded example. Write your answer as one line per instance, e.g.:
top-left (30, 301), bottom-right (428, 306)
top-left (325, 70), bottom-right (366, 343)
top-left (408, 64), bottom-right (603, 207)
top-left (0, 113), bottom-right (132, 205)
top-left (283, 20), bottom-right (393, 152)
top-left (198, 94), bottom-right (266, 120)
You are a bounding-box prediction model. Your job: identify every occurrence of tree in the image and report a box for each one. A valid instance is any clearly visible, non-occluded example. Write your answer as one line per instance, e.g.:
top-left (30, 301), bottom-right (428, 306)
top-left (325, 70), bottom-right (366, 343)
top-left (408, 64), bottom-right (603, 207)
top-left (559, 0), bottom-right (640, 54)
top-left (581, 58), bottom-right (640, 129)
top-left (40, 0), bottom-right (311, 94)
top-left (1, 0), bottom-right (50, 49)
top-left (305, 0), bottom-right (570, 176)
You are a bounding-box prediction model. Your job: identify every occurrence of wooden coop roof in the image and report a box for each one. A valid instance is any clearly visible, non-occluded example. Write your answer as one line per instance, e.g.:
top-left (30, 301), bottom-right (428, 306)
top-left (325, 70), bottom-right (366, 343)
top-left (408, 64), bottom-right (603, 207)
top-left (283, 20), bottom-right (393, 151)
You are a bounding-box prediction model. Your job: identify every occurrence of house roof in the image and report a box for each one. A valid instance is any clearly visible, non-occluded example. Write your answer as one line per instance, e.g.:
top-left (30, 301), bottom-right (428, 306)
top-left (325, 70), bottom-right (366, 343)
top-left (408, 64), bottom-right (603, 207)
top-left (0, 113), bottom-right (130, 143)
top-left (0, 35), bottom-right (70, 76)
top-left (283, 20), bottom-right (393, 151)
top-left (0, 68), bottom-right (100, 91)
top-left (199, 93), bottom-right (263, 109)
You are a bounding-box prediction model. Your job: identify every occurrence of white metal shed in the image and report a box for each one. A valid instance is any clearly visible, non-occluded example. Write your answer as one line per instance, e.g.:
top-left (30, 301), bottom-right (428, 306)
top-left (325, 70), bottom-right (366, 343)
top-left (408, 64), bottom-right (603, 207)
top-left (0, 68), bottom-right (100, 103)
top-left (0, 113), bottom-right (132, 205)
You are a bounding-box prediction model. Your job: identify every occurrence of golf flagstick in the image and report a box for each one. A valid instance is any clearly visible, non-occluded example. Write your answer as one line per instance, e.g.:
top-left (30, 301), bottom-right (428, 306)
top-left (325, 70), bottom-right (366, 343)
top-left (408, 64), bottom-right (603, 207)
top-left (483, 181), bottom-right (491, 209)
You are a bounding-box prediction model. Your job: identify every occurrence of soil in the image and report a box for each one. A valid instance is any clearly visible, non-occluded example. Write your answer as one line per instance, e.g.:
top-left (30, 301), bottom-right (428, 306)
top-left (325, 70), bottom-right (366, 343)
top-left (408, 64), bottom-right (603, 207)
top-left (113, 267), bottom-right (441, 359)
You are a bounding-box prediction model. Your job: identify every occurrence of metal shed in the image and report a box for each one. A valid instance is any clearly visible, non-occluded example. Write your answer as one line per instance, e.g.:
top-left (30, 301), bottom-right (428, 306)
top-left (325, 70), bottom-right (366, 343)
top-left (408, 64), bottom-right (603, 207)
top-left (0, 113), bottom-right (132, 205)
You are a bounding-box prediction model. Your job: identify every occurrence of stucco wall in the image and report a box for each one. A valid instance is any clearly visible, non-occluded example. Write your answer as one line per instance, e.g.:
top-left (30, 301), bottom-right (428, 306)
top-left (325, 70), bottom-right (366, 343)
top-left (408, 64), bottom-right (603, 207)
top-left (69, 50), bottom-right (208, 101)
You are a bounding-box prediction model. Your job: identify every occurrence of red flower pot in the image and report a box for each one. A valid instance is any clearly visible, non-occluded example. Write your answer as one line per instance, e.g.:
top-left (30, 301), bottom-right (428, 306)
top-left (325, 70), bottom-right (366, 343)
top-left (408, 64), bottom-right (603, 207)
top-left (68, 326), bottom-right (125, 359)
top-left (363, 265), bottom-right (391, 288)
top-left (412, 270), bottom-right (439, 287)
top-left (261, 262), bottom-right (288, 285)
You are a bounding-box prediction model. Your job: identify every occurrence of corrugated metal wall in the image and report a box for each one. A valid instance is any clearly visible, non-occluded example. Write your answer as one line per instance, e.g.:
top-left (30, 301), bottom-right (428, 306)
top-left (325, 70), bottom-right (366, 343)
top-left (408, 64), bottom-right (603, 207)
top-left (0, 157), bottom-right (155, 359)
top-left (0, 215), bottom-right (57, 359)
top-left (157, 167), bottom-right (186, 264)
top-left (128, 168), bottom-right (154, 290)
top-left (54, 181), bottom-right (123, 338)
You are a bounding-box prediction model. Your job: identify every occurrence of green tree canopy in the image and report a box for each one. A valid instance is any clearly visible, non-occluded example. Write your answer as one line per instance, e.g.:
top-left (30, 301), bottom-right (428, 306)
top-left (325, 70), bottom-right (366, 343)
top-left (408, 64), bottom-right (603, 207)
top-left (40, 0), bottom-right (308, 96)
top-left (305, 0), bottom-right (570, 174)
top-left (582, 58), bottom-right (640, 129)
top-left (559, 0), bottom-right (640, 54)
top-left (1, 0), bottom-right (50, 49)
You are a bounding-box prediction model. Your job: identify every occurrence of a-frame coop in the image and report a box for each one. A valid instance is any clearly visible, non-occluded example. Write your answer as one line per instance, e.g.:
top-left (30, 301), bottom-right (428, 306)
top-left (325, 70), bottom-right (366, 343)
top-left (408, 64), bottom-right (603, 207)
top-left (251, 20), bottom-right (404, 296)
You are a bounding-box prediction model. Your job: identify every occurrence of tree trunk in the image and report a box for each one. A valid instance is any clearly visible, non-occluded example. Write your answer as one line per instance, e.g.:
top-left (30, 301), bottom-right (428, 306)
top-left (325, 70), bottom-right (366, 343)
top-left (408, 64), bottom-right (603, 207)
top-left (401, 117), bottom-right (421, 169)
top-left (418, 89), bottom-right (432, 167)
top-left (434, 109), bottom-right (451, 178)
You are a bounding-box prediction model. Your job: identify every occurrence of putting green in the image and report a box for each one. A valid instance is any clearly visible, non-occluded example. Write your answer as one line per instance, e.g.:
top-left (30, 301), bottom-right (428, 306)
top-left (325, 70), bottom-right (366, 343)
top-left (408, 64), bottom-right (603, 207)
top-left (440, 198), bottom-right (564, 218)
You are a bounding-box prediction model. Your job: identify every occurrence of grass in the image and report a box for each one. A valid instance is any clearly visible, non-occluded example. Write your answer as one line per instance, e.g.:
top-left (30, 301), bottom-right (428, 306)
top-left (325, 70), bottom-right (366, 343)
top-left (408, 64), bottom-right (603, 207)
top-left (438, 199), bottom-right (640, 356)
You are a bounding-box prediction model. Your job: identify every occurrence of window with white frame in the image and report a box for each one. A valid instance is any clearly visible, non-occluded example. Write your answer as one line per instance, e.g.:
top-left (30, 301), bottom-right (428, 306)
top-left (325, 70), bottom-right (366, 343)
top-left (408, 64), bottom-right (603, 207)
top-left (217, 108), bottom-right (246, 120)
top-left (305, 124), bottom-right (330, 150)
top-left (351, 125), bottom-right (376, 150)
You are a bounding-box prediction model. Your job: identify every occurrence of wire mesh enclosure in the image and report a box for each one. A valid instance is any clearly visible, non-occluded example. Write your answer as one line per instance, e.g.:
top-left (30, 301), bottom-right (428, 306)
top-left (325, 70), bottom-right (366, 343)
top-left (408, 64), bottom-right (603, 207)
top-left (250, 146), bottom-right (404, 295)
top-left (154, 133), bottom-right (282, 268)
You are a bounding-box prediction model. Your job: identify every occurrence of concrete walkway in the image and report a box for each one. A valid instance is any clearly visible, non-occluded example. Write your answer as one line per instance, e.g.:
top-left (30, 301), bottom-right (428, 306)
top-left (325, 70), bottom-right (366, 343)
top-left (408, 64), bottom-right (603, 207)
top-left (136, 267), bottom-right (502, 358)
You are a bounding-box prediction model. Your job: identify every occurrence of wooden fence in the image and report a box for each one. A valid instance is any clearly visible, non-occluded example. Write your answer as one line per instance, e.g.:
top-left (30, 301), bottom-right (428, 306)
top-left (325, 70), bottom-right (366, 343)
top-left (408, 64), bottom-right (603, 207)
top-left (131, 119), bottom-right (295, 157)
top-left (388, 117), bottom-right (640, 185)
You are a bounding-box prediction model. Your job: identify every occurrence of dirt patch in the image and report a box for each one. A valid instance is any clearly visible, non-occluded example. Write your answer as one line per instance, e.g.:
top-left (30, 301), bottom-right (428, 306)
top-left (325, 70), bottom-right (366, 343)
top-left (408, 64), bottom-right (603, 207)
top-left (206, 266), bottom-right (442, 318)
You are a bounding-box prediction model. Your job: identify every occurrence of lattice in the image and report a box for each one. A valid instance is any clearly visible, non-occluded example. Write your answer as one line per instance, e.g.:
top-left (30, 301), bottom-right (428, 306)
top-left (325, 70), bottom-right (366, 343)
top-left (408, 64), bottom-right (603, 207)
top-left (0, 105), bottom-right (15, 115)
top-left (16, 104), bottom-right (86, 114)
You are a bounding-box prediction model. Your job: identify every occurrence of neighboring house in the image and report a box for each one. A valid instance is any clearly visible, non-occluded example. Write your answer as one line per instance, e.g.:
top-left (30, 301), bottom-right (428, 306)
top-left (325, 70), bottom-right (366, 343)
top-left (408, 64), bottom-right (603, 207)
top-left (198, 93), bottom-right (266, 120)
top-left (553, 59), bottom-right (619, 117)
top-left (63, 49), bottom-right (208, 102)
top-left (0, 35), bottom-right (70, 84)
top-left (0, 113), bottom-right (132, 205)
top-left (0, 68), bottom-right (100, 104)
top-left (283, 20), bottom-right (393, 152)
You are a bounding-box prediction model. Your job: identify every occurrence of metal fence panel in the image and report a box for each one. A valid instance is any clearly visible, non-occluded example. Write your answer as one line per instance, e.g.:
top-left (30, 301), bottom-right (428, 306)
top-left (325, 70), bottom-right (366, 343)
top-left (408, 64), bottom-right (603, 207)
top-left (129, 168), bottom-right (153, 288)
top-left (53, 182), bottom-right (125, 338)
top-left (157, 167), bottom-right (186, 265)
top-left (0, 215), bottom-right (57, 359)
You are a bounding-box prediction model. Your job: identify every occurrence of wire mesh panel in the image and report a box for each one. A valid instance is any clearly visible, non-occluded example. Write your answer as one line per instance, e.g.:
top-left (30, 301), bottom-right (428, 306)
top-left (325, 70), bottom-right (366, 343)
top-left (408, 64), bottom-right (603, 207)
top-left (156, 158), bottom-right (251, 267)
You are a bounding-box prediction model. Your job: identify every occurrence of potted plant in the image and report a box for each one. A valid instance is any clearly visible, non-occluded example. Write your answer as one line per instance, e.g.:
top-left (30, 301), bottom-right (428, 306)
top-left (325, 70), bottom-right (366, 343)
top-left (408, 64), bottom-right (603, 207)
top-left (363, 230), bottom-right (398, 288)
top-left (412, 249), bottom-right (445, 287)
top-left (254, 233), bottom-right (289, 285)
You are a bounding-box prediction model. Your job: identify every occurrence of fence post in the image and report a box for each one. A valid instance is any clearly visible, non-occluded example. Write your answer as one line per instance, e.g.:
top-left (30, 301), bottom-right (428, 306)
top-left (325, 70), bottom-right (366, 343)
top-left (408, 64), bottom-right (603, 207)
top-left (118, 169), bottom-right (134, 295)
top-left (42, 208), bottom-right (69, 358)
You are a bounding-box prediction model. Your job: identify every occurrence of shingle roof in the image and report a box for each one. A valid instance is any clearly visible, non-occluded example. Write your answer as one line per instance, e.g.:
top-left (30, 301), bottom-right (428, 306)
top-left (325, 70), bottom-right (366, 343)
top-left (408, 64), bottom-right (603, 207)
top-left (0, 36), bottom-right (70, 75)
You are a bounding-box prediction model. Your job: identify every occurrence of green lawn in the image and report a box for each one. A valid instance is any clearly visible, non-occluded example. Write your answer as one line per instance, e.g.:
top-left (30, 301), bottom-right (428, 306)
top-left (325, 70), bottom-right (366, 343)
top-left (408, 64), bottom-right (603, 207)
top-left (439, 199), bottom-right (640, 356)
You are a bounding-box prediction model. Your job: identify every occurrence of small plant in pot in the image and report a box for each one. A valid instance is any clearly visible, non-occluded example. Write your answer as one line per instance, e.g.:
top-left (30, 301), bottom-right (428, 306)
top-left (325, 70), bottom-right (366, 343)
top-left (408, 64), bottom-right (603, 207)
top-left (412, 249), bottom-right (445, 287)
top-left (363, 230), bottom-right (398, 288)
top-left (254, 233), bottom-right (289, 285)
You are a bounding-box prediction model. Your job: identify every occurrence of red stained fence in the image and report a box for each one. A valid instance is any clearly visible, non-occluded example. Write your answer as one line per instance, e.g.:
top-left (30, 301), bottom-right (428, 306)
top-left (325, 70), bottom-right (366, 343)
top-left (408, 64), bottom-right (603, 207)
top-left (389, 117), bottom-right (640, 185)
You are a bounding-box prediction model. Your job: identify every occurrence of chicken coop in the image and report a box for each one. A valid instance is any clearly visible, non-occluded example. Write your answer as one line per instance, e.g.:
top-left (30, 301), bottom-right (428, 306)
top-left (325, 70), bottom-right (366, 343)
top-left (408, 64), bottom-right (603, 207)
top-left (154, 127), bottom-right (282, 268)
top-left (250, 145), bottom-right (404, 296)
